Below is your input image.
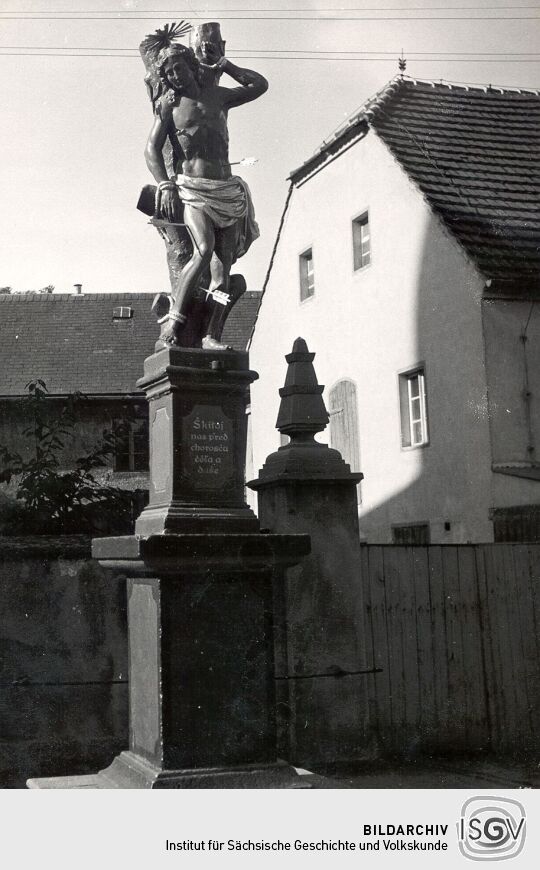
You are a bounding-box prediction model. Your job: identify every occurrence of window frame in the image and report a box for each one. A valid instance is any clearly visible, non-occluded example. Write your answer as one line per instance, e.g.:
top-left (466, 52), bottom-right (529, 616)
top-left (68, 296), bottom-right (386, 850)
top-left (352, 210), bottom-right (371, 272)
top-left (398, 365), bottom-right (430, 450)
top-left (299, 246), bottom-right (315, 302)
top-left (113, 418), bottom-right (149, 472)
top-left (391, 522), bottom-right (431, 545)
top-left (112, 305), bottom-right (133, 320)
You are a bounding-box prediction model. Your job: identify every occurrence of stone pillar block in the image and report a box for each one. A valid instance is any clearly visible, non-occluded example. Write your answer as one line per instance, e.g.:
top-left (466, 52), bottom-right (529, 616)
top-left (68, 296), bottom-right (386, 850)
top-left (249, 339), bottom-right (371, 767)
top-left (135, 347), bottom-right (259, 535)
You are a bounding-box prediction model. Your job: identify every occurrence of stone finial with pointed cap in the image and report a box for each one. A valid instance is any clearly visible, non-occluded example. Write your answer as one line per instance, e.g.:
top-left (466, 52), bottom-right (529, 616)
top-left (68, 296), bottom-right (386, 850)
top-left (249, 338), bottom-right (363, 487)
top-left (276, 337), bottom-right (329, 437)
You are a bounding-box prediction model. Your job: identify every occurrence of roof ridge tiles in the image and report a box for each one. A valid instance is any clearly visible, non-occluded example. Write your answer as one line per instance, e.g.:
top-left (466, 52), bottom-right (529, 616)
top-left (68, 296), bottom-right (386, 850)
top-left (400, 76), bottom-right (540, 97)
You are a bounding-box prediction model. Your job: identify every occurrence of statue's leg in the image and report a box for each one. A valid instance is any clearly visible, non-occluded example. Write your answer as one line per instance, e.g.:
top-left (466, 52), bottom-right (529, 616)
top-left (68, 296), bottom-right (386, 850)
top-left (203, 225), bottom-right (237, 349)
top-left (208, 224), bottom-right (237, 294)
top-left (162, 206), bottom-right (214, 345)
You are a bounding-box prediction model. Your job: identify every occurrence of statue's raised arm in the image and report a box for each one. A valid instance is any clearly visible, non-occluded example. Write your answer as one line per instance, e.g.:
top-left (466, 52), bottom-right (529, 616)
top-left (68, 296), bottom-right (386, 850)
top-left (218, 59), bottom-right (269, 106)
top-left (137, 22), bottom-right (268, 351)
top-left (199, 41), bottom-right (268, 107)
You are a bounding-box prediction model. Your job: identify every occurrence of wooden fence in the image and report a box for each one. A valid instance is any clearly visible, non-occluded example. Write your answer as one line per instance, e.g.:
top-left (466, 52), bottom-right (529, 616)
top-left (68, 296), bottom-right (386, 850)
top-left (361, 544), bottom-right (540, 758)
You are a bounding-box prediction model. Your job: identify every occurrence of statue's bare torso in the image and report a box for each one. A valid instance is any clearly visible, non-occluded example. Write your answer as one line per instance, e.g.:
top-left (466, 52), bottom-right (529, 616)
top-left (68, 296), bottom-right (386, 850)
top-left (171, 89), bottom-right (231, 179)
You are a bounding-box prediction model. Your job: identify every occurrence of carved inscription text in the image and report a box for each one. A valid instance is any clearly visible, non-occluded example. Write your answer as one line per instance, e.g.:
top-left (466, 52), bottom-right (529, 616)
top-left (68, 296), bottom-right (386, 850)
top-left (182, 404), bottom-right (234, 489)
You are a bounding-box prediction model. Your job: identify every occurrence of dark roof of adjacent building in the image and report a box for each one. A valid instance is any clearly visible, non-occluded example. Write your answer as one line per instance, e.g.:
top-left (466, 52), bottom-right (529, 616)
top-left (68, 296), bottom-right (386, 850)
top-left (290, 77), bottom-right (540, 291)
top-left (0, 291), bottom-right (261, 396)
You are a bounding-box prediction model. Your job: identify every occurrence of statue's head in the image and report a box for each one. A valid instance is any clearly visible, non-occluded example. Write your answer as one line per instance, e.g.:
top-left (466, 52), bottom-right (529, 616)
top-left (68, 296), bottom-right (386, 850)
top-left (157, 44), bottom-right (200, 94)
top-left (190, 22), bottom-right (225, 65)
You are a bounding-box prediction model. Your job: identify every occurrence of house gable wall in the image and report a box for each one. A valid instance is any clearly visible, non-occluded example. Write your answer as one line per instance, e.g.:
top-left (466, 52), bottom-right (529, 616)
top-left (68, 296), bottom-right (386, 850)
top-left (250, 130), bottom-right (494, 542)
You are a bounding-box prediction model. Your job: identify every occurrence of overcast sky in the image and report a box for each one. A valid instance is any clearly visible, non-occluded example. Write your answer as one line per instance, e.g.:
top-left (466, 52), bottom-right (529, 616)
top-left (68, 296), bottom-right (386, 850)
top-left (1, 0), bottom-right (539, 294)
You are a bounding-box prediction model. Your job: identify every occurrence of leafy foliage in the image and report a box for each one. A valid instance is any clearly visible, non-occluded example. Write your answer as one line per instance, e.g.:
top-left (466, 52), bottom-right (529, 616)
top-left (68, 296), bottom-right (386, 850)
top-left (0, 381), bottom-right (136, 535)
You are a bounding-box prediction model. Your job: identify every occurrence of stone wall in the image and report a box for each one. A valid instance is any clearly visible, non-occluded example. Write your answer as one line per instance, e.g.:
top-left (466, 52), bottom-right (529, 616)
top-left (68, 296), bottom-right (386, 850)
top-left (0, 537), bottom-right (127, 787)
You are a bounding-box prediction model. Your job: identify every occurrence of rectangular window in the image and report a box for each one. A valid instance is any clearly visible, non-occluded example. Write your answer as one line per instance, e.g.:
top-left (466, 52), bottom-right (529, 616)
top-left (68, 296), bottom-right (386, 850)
top-left (399, 367), bottom-right (429, 448)
top-left (112, 306), bottom-right (133, 319)
top-left (392, 523), bottom-right (430, 545)
top-left (113, 418), bottom-right (149, 472)
top-left (491, 505), bottom-right (540, 542)
top-left (299, 248), bottom-right (315, 301)
top-left (352, 212), bottom-right (371, 271)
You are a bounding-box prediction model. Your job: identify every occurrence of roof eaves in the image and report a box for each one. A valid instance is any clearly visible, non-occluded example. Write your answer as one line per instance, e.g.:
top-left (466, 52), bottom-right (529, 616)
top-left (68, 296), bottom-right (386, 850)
top-left (288, 120), bottom-right (369, 187)
top-left (288, 75), bottom-right (404, 186)
top-left (483, 278), bottom-right (540, 300)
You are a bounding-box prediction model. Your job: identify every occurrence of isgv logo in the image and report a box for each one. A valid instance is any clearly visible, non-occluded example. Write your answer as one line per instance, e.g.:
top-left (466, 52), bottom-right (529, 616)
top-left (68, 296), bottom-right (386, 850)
top-left (458, 796), bottom-right (526, 861)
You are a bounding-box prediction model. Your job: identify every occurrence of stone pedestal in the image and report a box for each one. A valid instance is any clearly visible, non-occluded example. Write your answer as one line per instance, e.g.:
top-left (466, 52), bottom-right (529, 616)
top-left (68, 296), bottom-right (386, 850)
top-left (27, 348), bottom-right (311, 789)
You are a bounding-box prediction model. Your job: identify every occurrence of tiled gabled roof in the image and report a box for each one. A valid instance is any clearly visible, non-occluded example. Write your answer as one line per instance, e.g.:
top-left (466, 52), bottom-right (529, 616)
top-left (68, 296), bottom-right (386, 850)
top-left (369, 79), bottom-right (540, 289)
top-left (291, 77), bottom-right (540, 291)
top-left (0, 291), bottom-right (260, 396)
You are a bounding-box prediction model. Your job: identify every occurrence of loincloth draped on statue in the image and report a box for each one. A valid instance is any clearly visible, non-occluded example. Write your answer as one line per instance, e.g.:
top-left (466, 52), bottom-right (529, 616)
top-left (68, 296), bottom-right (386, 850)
top-left (175, 174), bottom-right (260, 260)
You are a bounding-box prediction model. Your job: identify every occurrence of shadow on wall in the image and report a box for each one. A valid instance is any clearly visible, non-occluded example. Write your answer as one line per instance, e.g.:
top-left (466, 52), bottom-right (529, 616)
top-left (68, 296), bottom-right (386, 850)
top-left (356, 215), bottom-right (494, 544)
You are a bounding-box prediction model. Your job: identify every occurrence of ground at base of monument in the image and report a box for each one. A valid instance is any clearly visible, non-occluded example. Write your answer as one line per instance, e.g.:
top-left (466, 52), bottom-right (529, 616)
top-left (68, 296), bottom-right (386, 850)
top-left (26, 771), bottom-right (336, 789)
top-left (308, 757), bottom-right (540, 789)
top-left (26, 759), bottom-right (537, 790)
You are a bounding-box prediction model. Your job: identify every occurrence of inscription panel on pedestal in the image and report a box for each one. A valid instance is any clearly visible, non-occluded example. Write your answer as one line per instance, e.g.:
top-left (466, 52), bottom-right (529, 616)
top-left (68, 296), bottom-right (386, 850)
top-left (182, 404), bottom-right (234, 490)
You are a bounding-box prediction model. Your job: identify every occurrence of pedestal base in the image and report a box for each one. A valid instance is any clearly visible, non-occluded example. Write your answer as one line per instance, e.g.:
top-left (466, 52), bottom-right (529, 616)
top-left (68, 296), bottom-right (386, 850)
top-left (27, 751), bottom-right (311, 789)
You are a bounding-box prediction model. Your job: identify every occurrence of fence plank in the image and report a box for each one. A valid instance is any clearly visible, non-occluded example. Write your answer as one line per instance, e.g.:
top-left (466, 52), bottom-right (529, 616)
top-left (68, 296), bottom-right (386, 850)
top-left (500, 544), bottom-right (528, 750)
top-left (399, 547), bottom-right (420, 753)
top-left (481, 545), bottom-right (508, 750)
top-left (527, 545), bottom-right (540, 741)
top-left (426, 546), bottom-right (450, 747)
top-left (441, 546), bottom-right (469, 748)
top-left (508, 544), bottom-right (540, 745)
top-left (365, 546), bottom-right (392, 752)
top-left (360, 546), bottom-right (377, 744)
top-left (474, 546), bottom-right (497, 750)
top-left (381, 547), bottom-right (407, 752)
top-left (479, 545), bottom-right (518, 753)
top-left (456, 546), bottom-right (488, 748)
top-left (412, 546), bottom-right (436, 745)
top-left (528, 544), bottom-right (540, 668)
top-left (512, 545), bottom-right (539, 746)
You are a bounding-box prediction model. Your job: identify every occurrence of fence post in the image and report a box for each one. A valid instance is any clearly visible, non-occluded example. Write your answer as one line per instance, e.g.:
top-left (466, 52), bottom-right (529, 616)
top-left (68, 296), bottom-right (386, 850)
top-left (249, 338), bottom-right (370, 767)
